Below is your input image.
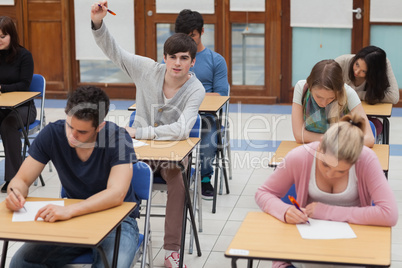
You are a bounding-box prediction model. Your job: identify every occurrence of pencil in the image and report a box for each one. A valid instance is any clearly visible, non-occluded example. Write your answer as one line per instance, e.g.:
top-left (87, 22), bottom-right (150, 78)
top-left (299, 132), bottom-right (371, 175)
top-left (10, 188), bottom-right (27, 212)
top-left (98, 4), bottom-right (116, 16)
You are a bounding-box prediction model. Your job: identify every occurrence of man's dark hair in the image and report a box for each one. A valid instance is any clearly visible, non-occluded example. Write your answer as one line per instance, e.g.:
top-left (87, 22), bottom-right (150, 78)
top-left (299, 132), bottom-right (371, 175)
top-left (175, 9), bottom-right (204, 36)
top-left (163, 33), bottom-right (197, 60)
top-left (65, 86), bottom-right (110, 128)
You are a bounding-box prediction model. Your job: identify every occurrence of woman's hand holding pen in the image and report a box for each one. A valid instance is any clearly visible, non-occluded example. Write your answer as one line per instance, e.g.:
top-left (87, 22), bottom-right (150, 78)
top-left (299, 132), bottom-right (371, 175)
top-left (285, 206), bottom-right (309, 224)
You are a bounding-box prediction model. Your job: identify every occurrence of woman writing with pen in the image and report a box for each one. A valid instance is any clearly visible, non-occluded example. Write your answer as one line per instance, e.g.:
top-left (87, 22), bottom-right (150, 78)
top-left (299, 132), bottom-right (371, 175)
top-left (255, 114), bottom-right (398, 268)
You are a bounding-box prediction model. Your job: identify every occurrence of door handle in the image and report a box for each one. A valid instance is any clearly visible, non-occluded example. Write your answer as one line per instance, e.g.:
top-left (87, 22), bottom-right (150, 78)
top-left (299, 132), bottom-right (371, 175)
top-left (352, 7), bottom-right (362, 19)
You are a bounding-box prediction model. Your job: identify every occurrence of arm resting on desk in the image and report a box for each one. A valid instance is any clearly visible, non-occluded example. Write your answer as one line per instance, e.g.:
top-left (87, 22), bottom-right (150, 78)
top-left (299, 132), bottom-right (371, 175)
top-left (291, 103), bottom-right (323, 144)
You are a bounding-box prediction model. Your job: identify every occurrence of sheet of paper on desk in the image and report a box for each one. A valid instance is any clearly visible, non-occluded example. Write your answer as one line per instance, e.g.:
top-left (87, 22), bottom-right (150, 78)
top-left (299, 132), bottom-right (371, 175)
top-left (296, 218), bottom-right (357, 239)
top-left (12, 201), bottom-right (65, 222)
top-left (132, 139), bottom-right (149, 148)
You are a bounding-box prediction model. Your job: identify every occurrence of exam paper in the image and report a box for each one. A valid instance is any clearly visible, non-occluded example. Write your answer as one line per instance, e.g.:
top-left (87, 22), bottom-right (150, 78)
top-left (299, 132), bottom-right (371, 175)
top-left (296, 218), bottom-right (357, 239)
top-left (12, 201), bottom-right (65, 222)
top-left (132, 139), bottom-right (149, 148)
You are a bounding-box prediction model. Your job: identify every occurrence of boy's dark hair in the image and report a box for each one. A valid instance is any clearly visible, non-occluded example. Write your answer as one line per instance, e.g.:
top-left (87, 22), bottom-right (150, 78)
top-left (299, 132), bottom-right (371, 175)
top-left (175, 9), bottom-right (204, 36)
top-left (163, 33), bottom-right (197, 60)
top-left (65, 86), bottom-right (110, 128)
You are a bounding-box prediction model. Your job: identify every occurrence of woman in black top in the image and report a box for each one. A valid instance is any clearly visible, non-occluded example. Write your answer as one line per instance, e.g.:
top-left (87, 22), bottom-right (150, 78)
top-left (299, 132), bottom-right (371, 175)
top-left (0, 16), bottom-right (37, 192)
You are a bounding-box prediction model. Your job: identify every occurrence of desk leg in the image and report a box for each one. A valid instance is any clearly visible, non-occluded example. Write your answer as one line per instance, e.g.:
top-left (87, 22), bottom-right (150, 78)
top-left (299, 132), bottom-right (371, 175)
top-left (111, 224), bottom-right (122, 268)
top-left (212, 110), bottom-right (230, 214)
top-left (178, 157), bottom-right (202, 268)
top-left (1, 240), bottom-right (8, 268)
top-left (231, 257), bottom-right (238, 268)
top-left (247, 259), bottom-right (253, 268)
top-left (382, 117), bottom-right (390, 145)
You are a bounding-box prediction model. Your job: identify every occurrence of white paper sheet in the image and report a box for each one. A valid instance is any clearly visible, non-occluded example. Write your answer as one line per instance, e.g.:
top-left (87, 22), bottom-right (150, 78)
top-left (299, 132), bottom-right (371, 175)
top-left (12, 201), bottom-right (65, 222)
top-left (296, 218), bottom-right (357, 239)
top-left (132, 139), bottom-right (149, 148)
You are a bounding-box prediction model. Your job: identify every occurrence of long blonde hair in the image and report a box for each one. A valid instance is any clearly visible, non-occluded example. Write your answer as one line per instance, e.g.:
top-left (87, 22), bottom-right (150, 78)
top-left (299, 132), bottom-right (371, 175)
top-left (320, 114), bottom-right (365, 164)
top-left (305, 59), bottom-right (347, 124)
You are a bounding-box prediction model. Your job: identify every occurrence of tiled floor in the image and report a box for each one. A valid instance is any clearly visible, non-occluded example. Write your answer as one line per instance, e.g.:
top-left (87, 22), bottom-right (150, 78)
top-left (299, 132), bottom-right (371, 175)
top-left (0, 100), bottom-right (401, 268)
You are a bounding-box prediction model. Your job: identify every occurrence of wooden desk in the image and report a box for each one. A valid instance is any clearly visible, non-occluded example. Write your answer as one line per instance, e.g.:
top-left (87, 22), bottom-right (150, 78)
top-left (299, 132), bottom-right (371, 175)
top-left (361, 101), bottom-right (392, 144)
top-left (0, 91), bottom-right (41, 145)
top-left (128, 95), bottom-right (230, 113)
top-left (129, 95), bottom-right (231, 214)
top-left (198, 96), bottom-right (231, 214)
top-left (225, 211), bottom-right (391, 267)
top-left (269, 141), bottom-right (389, 175)
top-left (0, 197), bottom-right (136, 268)
top-left (135, 138), bottom-right (201, 268)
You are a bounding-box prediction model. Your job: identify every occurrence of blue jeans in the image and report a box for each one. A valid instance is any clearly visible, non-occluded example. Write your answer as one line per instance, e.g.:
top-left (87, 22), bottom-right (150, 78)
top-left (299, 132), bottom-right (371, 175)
top-left (200, 114), bottom-right (218, 178)
top-left (10, 216), bottom-right (139, 268)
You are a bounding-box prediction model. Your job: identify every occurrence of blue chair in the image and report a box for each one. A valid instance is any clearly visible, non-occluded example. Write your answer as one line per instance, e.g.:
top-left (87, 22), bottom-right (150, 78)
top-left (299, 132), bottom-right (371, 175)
top-left (369, 120), bottom-right (377, 142)
top-left (281, 184), bottom-right (296, 205)
top-left (19, 74), bottom-right (47, 186)
top-left (62, 161), bottom-right (154, 268)
top-left (21, 74), bottom-right (46, 157)
top-left (129, 111), bottom-right (202, 254)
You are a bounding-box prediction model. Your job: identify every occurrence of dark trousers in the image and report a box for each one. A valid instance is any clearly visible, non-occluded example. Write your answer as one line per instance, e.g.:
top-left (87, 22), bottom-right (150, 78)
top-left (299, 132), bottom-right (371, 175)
top-left (0, 102), bottom-right (36, 181)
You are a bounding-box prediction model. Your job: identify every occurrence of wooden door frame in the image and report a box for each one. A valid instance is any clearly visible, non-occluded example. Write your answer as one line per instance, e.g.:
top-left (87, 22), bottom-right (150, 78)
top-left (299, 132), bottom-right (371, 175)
top-left (224, 0), bottom-right (282, 104)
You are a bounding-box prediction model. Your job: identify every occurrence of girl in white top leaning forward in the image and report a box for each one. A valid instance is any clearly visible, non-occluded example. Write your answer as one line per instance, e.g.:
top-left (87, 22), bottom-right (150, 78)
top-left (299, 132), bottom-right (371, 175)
top-left (292, 59), bottom-right (374, 148)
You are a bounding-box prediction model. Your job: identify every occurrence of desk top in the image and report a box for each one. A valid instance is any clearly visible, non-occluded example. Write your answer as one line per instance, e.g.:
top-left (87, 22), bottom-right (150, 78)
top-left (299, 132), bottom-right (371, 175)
top-left (0, 92), bottom-right (40, 108)
top-left (269, 141), bottom-right (389, 171)
top-left (225, 211), bottom-right (391, 267)
top-left (128, 95), bottom-right (230, 113)
top-left (361, 101), bottom-right (392, 117)
top-left (135, 138), bottom-right (200, 162)
top-left (0, 197), bottom-right (136, 247)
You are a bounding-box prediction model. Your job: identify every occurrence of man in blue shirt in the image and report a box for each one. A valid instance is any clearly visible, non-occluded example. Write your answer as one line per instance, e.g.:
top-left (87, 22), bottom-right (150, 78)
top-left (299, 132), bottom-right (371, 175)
top-left (5, 86), bottom-right (139, 268)
top-left (175, 9), bottom-right (229, 199)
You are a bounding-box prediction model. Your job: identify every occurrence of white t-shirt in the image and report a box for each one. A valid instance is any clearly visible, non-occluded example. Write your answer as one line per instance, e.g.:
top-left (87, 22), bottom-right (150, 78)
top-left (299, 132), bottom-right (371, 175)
top-left (293, 80), bottom-right (361, 111)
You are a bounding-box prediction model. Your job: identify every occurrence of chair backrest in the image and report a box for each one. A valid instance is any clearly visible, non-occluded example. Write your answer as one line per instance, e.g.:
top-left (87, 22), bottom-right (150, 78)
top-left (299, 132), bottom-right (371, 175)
top-left (129, 111), bottom-right (201, 139)
top-left (61, 161), bottom-right (154, 268)
top-left (28, 74), bottom-right (46, 132)
top-left (281, 184), bottom-right (296, 205)
top-left (369, 120), bottom-right (377, 142)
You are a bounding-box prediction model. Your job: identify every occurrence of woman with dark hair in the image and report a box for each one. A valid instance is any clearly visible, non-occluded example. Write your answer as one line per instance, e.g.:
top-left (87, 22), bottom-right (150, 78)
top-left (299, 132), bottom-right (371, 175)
top-left (291, 59), bottom-right (374, 148)
top-left (335, 46), bottom-right (399, 105)
top-left (0, 16), bottom-right (36, 192)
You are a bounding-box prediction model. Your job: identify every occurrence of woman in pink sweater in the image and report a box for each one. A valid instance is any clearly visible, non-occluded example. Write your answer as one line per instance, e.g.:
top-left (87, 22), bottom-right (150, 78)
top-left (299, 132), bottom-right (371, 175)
top-left (255, 114), bottom-right (398, 268)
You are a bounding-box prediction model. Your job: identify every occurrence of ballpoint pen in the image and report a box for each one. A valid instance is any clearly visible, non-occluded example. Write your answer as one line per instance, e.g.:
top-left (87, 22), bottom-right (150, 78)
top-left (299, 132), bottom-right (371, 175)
top-left (288, 195), bottom-right (310, 224)
top-left (10, 188), bottom-right (27, 212)
top-left (98, 4), bottom-right (116, 16)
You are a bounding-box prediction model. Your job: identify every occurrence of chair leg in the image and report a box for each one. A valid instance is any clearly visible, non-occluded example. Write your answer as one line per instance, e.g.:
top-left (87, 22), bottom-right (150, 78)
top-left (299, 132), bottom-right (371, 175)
top-left (226, 131), bottom-right (233, 180)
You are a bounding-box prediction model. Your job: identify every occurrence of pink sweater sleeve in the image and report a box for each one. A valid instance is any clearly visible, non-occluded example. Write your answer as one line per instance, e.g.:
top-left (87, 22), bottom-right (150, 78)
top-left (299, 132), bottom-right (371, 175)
top-left (312, 147), bottom-right (398, 226)
top-left (255, 145), bottom-right (313, 222)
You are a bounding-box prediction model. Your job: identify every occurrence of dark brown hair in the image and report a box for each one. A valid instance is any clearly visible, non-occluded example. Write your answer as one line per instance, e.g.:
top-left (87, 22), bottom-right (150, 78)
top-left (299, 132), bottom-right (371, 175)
top-left (0, 16), bottom-right (21, 63)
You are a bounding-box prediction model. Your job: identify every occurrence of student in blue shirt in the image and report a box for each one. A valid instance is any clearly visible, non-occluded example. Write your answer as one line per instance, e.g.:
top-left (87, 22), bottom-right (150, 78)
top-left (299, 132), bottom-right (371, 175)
top-left (175, 9), bottom-right (229, 199)
top-left (5, 86), bottom-right (139, 268)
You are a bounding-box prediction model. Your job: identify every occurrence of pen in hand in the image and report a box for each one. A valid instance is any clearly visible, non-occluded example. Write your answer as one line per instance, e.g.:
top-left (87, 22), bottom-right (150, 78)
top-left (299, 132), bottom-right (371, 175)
top-left (10, 188), bottom-right (27, 212)
top-left (98, 4), bottom-right (116, 15)
top-left (288, 195), bottom-right (310, 224)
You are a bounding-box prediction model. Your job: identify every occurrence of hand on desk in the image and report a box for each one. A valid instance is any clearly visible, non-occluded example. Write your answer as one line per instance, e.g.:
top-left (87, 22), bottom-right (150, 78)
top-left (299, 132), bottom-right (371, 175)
top-left (125, 126), bottom-right (136, 138)
top-left (35, 204), bottom-right (72, 222)
top-left (305, 202), bottom-right (317, 217)
top-left (285, 205), bottom-right (309, 224)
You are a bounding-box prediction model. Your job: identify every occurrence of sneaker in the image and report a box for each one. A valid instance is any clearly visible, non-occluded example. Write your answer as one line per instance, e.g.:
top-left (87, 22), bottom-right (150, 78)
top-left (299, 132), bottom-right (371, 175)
top-left (164, 251), bottom-right (187, 268)
top-left (201, 181), bottom-right (214, 200)
top-left (1, 181), bottom-right (9, 193)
